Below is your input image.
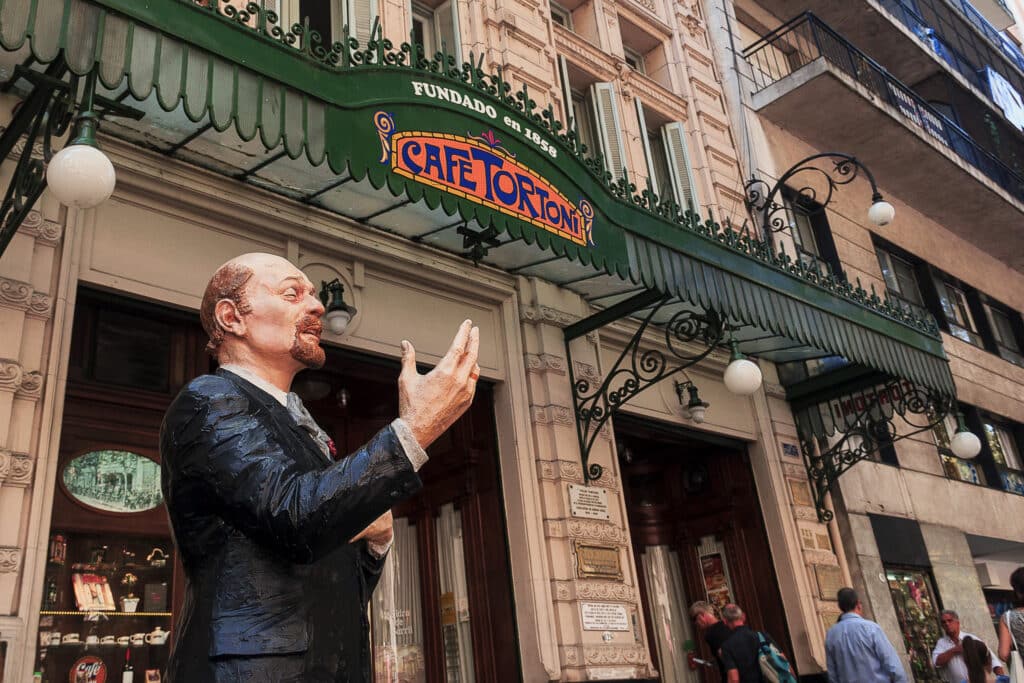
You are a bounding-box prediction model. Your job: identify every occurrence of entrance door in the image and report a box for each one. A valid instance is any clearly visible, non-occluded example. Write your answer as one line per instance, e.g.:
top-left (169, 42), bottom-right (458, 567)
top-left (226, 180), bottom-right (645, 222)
top-left (618, 418), bottom-right (792, 682)
top-left (295, 351), bottom-right (519, 683)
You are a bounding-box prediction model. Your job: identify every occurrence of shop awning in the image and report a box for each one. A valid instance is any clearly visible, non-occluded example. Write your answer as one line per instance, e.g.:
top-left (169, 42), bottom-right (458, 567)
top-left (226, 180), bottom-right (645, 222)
top-left (0, 0), bottom-right (955, 400)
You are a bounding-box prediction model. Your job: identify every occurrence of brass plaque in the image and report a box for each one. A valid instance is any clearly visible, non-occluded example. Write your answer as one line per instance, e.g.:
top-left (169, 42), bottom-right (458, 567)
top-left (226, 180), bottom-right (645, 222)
top-left (789, 479), bottom-right (813, 507)
top-left (815, 564), bottom-right (845, 601)
top-left (575, 542), bottom-right (623, 581)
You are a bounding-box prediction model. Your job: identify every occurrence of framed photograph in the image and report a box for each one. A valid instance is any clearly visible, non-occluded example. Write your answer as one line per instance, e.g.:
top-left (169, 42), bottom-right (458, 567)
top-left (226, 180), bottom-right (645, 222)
top-left (71, 573), bottom-right (116, 611)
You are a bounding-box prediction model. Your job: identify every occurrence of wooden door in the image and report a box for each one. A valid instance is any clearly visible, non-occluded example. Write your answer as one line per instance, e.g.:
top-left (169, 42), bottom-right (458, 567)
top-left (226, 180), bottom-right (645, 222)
top-left (620, 419), bottom-right (793, 682)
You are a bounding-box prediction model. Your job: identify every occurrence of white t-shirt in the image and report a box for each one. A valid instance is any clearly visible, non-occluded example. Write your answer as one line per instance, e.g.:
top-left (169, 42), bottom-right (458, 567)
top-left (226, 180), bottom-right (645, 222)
top-left (931, 631), bottom-right (1003, 683)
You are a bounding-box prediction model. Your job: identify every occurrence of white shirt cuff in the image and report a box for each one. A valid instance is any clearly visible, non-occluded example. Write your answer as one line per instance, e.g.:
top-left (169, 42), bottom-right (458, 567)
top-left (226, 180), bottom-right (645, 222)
top-left (392, 418), bottom-right (429, 472)
top-left (367, 538), bottom-right (393, 558)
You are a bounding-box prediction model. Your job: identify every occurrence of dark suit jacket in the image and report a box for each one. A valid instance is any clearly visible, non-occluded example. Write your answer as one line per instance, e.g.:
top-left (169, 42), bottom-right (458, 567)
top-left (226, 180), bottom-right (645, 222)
top-left (160, 368), bottom-right (422, 682)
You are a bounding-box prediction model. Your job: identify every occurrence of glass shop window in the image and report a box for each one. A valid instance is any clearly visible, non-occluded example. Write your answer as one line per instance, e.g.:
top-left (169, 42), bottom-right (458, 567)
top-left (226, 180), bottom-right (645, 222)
top-left (886, 567), bottom-right (943, 682)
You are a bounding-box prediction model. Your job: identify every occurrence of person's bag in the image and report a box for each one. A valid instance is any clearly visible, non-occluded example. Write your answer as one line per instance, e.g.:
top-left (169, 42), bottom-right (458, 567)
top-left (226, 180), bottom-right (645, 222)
top-left (757, 631), bottom-right (797, 683)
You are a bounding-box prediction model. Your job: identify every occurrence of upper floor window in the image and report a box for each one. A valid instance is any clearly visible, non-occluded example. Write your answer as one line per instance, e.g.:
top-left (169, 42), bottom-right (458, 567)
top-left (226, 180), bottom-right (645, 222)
top-left (277, 0), bottom-right (379, 44)
top-left (875, 246), bottom-right (925, 310)
top-left (982, 417), bottom-right (1024, 495)
top-left (984, 301), bottom-right (1024, 366)
top-left (558, 60), bottom-right (627, 179)
top-left (937, 279), bottom-right (983, 346)
top-left (618, 15), bottom-right (671, 88)
top-left (779, 191), bottom-right (842, 275)
top-left (550, 1), bottom-right (572, 28)
top-left (634, 99), bottom-right (700, 211)
top-left (412, 0), bottom-right (459, 58)
top-left (623, 46), bottom-right (646, 74)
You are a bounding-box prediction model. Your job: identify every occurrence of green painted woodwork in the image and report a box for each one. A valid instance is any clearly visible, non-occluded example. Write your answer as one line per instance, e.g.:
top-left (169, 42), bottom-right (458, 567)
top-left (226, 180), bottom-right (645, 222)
top-left (0, 0), bottom-right (956, 396)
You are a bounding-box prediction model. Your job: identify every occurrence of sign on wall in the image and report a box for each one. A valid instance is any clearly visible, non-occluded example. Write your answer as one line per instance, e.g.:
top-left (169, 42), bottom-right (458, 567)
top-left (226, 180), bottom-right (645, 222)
top-left (987, 67), bottom-right (1024, 132)
top-left (569, 484), bottom-right (610, 520)
top-left (580, 602), bottom-right (631, 631)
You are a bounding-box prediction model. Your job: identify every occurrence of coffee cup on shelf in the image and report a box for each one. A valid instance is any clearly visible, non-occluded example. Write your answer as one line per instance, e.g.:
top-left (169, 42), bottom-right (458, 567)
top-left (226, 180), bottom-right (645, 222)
top-left (47, 631), bottom-right (61, 646)
top-left (116, 636), bottom-right (130, 646)
top-left (62, 632), bottom-right (80, 644)
top-left (130, 632), bottom-right (146, 646)
top-left (86, 634), bottom-right (99, 645)
top-left (100, 635), bottom-right (116, 645)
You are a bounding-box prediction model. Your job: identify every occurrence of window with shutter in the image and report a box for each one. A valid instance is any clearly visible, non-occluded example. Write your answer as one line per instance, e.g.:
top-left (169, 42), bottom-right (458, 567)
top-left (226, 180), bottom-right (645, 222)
top-left (660, 121), bottom-right (699, 212)
top-left (347, 0), bottom-right (378, 43)
top-left (412, 1), bottom-right (458, 60)
top-left (590, 82), bottom-right (628, 180)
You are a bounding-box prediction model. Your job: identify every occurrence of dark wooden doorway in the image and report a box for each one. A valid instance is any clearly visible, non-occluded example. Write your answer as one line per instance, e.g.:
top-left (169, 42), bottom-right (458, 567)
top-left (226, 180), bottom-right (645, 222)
top-left (618, 416), bottom-right (792, 682)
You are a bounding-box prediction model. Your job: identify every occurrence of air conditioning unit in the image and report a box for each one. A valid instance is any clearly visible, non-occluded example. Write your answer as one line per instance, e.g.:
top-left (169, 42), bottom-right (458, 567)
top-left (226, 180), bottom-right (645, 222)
top-left (976, 561), bottom-right (1015, 590)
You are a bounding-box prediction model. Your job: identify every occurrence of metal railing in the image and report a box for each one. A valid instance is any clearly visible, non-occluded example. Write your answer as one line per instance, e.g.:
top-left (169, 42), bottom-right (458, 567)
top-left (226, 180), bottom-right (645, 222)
top-left (743, 13), bottom-right (1024, 204)
top-left (874, 0), bottom-right (1024, 104)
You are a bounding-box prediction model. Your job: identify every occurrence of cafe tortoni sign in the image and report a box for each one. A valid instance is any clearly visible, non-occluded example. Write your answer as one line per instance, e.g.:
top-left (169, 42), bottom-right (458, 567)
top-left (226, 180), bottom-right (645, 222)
top-left (375, 84), bottom-right (596, 248)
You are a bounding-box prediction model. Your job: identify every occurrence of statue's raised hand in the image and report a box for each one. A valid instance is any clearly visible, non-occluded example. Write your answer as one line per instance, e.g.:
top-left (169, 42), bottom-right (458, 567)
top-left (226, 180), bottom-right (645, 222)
top-left (399, 319), bottom-right (480, 449)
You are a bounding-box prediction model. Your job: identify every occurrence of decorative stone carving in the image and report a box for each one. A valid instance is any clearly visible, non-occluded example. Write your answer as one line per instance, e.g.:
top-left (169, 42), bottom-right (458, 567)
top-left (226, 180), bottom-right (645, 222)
top-left (8, 453), bottom-right (33, 487)
top-left (560, 645), bottom-right (581, 666)
top-left (567, 519), bottom-right (626, 544)
top-left (782, 462), bottom-right (807, 479)
top-left (0, 546), bottom-right (21, 573)
top-left (27, 292), bottom-right (52, 320)
top-left (572, 360), bottom-right (601, 385)
top-left (552, 579), bottom-right (636, 602)
top-left (531, 403), bottom-right (575, 427)
top-left (793, 506), bottom-right (820, 522)
top-left (16, 370), bottom-right (43, 400)
top-left (584, 645), bottom-right (648, 664)
top-left (0, 277), bottom-right (32, 311)
top-left (524, 352), bottom-right (567, 375)
top-left (520, 304), bottom-right (578, 328)
top-left (18, 211), bottom-right (62, 244)
top-left (0, 358), bottom-right (23, 391)
top-left (18, 209), bottom-right (42, 233)
top-left (0, 449), bottom-right (10, 485)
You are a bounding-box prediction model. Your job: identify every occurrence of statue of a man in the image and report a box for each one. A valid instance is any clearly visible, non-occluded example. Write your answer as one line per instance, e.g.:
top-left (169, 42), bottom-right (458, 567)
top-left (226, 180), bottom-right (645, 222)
top-left (160, 253), bottom-right (479, 681)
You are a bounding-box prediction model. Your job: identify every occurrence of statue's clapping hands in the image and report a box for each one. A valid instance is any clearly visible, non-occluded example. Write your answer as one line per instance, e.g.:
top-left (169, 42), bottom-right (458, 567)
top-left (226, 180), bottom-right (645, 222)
top-left (398, 319), bottom-right (480, 449)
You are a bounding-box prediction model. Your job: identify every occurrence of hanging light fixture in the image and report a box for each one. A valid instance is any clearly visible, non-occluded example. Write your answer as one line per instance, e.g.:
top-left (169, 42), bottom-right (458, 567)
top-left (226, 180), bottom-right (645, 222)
top-left (319, 279), bottom-right (358, 336)
top-left (950, 412), bottom-right (982, 459)
top-left (867, 192), bottom-right (896, 227)
top-left (46, 71), bottom-right (116, 209)
top-left (723, 339), bottom-right (762, 396)
top-left (675, 380), bottom-right (710, 423)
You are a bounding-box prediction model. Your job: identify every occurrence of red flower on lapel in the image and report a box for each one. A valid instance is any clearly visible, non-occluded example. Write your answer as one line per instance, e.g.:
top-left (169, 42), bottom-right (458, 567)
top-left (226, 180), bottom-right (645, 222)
top-left (327, 438), bottom-right (338, 460)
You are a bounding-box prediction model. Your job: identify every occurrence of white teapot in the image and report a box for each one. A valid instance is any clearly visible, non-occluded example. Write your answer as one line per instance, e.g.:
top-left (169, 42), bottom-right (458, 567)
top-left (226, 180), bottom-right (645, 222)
top-left (146, 626), bottom-right (169, 645)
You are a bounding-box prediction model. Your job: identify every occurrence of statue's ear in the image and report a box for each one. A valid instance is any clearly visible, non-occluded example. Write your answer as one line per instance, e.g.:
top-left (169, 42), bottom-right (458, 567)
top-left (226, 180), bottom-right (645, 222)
top-left (214, 299), bottom-right (246, 338)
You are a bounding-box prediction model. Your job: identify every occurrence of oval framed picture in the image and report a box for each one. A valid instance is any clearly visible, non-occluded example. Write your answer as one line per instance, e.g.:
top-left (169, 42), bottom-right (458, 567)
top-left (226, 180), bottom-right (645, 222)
top-left (61, 449), bottom-right (163, 514)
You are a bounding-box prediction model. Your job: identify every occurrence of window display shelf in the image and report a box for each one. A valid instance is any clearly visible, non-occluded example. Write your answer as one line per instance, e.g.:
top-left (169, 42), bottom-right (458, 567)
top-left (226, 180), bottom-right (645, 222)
top-left (40, 611), bottom-right (171, 617)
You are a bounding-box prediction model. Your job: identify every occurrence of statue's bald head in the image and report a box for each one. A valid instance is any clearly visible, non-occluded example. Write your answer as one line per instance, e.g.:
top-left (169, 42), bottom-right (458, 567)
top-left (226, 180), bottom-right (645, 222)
top-left (201, 253), bottom-right (291, 358)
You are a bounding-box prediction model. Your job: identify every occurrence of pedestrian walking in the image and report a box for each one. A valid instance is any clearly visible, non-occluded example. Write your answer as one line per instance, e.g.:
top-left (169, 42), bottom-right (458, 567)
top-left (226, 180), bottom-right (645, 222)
top-left (691, 600), bottom-right (733, 680)
top-left (997, 567), bottom-right (1024, 682)
top-left (933, 609), bottom-right (1005, 683)
top-left (719, 603), bottom-right (795, 683)
top-left (825, 587), bottom-right (908, 683)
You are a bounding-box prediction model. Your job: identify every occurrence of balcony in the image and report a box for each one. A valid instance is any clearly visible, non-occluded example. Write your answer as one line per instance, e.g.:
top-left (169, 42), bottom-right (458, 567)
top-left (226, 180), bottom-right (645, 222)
top-left (750, 0), bottom-right (1024, 144)
top-left (744, 13), bottom-right (1024, 271)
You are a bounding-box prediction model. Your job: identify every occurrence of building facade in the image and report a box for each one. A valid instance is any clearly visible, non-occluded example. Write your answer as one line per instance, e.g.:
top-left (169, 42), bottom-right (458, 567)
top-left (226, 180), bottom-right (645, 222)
top-left (0, 0), bottom-right (1018, 682)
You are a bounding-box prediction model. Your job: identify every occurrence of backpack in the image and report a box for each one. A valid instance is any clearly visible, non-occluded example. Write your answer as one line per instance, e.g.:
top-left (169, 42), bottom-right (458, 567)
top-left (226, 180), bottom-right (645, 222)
top-left (756, 631), bottom-right (797, 683)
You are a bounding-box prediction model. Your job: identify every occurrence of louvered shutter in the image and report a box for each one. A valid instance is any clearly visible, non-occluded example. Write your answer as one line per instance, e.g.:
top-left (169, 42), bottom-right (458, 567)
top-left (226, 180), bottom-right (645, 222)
top-left (634, 97), bottom-right (659, 195)
top-left (346, 0), bottom-right (378, 42)
top-left (557, 55), bottom-right (575, 130)
top-left (590, 82), bottom-right (627, 180)
top-left (661, 121), bottom-right (699, 212)
top-left (434, 0), bottom-right (460, 59)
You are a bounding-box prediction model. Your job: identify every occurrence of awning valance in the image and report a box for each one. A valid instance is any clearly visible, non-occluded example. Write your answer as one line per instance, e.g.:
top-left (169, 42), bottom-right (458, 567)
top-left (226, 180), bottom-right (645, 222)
top-left (0, 0), bottom-right (955, 397)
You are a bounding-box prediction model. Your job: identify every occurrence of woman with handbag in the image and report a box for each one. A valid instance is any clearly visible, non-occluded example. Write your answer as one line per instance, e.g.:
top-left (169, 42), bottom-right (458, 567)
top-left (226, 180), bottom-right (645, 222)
top-left (998, 567), bottom-right (1024, 683)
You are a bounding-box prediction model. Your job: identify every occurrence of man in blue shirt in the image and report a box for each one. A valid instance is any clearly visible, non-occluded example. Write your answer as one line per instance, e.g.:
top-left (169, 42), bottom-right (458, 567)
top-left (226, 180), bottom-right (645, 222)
top-left (825, 587), bottom-right (908, 683)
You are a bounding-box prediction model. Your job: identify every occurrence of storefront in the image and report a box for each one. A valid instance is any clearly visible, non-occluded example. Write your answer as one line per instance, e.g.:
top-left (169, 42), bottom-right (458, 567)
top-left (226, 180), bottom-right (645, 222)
top-left (0, 0), bottom-right (974, 680)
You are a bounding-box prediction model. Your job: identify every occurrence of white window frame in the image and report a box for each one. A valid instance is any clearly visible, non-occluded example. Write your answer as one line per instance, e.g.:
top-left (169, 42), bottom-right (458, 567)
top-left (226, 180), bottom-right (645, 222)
top-left (623, 46), bottom-right (646, 74)
top-left (875, 247), bottom-right (924, 307)
top-left (411, 0), bottom-right (460, 59)
top-left (550, 1), bottom-right (573, 29)
top-left (942, 282), bottom-right (980, 344)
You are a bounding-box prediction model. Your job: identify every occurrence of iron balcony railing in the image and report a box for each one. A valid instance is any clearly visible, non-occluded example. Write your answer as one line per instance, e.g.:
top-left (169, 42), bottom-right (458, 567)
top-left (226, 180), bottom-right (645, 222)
top-left (743, 13), bottom-right (1024, 205)
top-left (874, 0), bottom-right (1024, 108)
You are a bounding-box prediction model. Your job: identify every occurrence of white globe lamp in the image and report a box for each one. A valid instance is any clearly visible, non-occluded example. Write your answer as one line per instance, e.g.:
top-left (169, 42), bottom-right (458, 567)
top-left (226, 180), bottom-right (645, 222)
top-left (868, 195), bottom-right (895, 227)
top-left (723, 341), bottom-right (762, 396)
top-left (950, 413), bottom-right (982, 460)
top-left (46, 142), bottom-right (115, 209)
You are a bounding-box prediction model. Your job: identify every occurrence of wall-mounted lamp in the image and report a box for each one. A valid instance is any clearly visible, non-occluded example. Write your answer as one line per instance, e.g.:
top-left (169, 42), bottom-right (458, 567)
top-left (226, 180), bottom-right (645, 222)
top-left (319, 279), bottom-right (358, 336)
top-left (723, 339), bottom-right (763, 396)
top-left (675, 380), bottom-right (710, 424)
top-left (950, 411), bottom-right (982, 459)
top-left (46, 72), bottom-right (116, 209)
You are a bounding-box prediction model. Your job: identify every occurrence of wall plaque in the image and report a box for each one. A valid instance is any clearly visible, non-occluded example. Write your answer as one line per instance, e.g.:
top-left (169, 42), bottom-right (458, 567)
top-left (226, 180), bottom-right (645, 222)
top-left (575, 542), bottom-right (623, 581)
top-left (569, 484), bottom-right (610, 520)
top-left (815, 564), bottom-right (845, 601)
top-left (580, 601), bottom-right (630, 631)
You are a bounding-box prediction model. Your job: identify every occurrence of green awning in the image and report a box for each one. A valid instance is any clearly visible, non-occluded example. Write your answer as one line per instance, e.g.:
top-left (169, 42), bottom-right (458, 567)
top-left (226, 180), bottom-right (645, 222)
top-left (0, 0), bottom-right (955, 396)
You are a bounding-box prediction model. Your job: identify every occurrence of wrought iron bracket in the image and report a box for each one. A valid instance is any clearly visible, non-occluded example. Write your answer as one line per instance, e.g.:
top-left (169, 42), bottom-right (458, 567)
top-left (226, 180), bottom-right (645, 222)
top-left (458, 224), bottom-right (502, 264)
top-left (796, 379), bottom-right (953, 521)
top-left (564, 291), bottom-right (726, 483)
top-left (744, 152), bottom-right (883, 242)
top-left (0, 63), bottom-right (144, 260)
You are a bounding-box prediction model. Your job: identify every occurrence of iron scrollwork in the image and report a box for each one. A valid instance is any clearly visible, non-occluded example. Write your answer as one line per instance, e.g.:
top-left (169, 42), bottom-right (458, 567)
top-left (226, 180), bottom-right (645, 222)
top-left (798, 380), bottom-right (953, 521)
top-left (567, 297), bottom-right (726, 482)
top-left (744, 152), bottom-right (883, 240)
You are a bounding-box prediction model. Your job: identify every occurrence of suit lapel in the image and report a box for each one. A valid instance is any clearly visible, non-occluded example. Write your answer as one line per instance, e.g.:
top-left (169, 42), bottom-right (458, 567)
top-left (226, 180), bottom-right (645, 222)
top-left (216, 369), bottom-right (329, 470)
